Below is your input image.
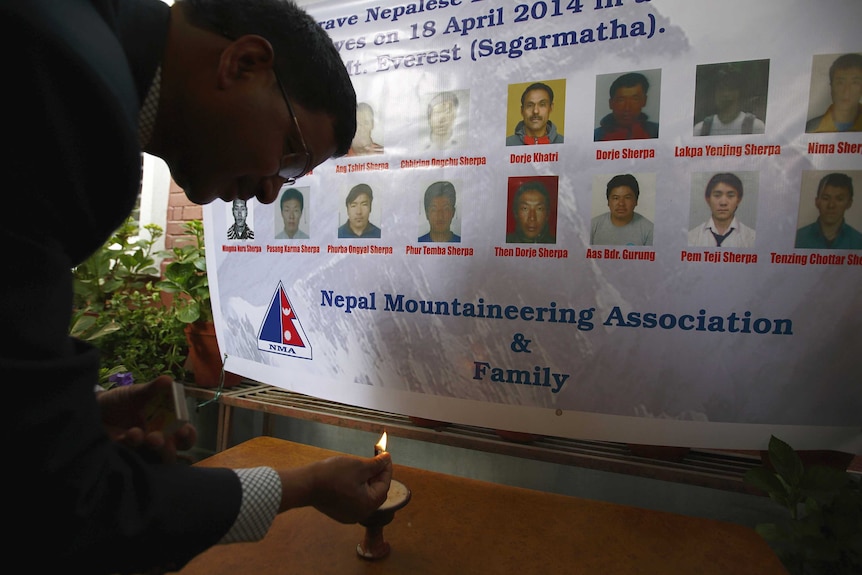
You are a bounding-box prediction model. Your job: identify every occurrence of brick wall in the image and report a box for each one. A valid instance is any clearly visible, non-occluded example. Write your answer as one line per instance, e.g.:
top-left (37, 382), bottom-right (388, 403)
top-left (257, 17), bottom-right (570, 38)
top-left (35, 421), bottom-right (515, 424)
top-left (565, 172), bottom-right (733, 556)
top-left (165, 179), bottom-right (201, 251)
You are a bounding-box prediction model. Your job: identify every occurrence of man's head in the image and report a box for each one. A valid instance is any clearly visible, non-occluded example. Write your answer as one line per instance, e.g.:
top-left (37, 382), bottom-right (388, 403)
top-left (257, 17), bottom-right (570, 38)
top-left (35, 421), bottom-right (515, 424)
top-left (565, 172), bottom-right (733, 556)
top-left (815, 172), bottom-right (854, 227)
top-left (424, 181), bottom-right (457, 235)
top-left (608, 72), bottom-right (649, 128)
top-left (280, 187), bottom-right (304, 237)
top-left (605, 174), bottom-right (640, 226)
top-left (354, 103), bottom-right (375, 141)
top-left (704, 173), bottom-right (743, 226)
top-left (428, 92), bottom-right (459, 139)
top-left (519, 83), bottom-right (555, 138)
top-left (512, 181), bottom-right (551, 240)
top-left (232, 198), bottom-right (249, 226)
top-left (713, 68), bottom-right (745, 115)
top-left (149, 0), bottom-right (356, 207)
top-left (345, 183), bottom-right (373, 234)
top-left (828, 53), bottom-right (862, 115)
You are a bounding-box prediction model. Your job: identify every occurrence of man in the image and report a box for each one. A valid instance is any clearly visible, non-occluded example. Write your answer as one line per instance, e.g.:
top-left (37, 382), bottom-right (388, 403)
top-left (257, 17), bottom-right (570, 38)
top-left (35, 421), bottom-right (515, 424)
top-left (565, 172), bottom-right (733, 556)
top-left (806, 53), bottom-right (862, 133)
top-left (688, 173), bottom-right (756, 247)
top-left (425, 91), bottom-right (460, 150)
top-left (594, 72), bottom-right (659, 141)
top-left (348, 102), bottom-right (384, 155)
top-left (506, 181), bottom-right (556, 244)
top-left (3, 1), bottom-right (391, 573)
top-left (227, 198), bottom-right (255, 240)
top-left (694, 68), bottom-right (766, 136)
top-left (506, 82), bottom-right (564, 145)
top-left (275, 187), bottom-right (309, 239)
top-left (590, 174), bottom-right (654, 246)
top-left (795, 173), bottom-right (862, 249)
top-left (419, 181), bottom-right (461, 242)
top-left (338, 183), bottom-right (382, 238)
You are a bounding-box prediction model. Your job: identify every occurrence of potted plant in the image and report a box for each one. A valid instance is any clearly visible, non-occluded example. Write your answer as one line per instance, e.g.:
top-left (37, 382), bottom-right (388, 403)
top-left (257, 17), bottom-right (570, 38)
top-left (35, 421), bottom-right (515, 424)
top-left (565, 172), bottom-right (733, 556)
top-left (156, 220), bottom-right (241, 388)
top-left (744, 435), bottom-right (862, 574)
top-left (71, 217), bottom-right (188, 386)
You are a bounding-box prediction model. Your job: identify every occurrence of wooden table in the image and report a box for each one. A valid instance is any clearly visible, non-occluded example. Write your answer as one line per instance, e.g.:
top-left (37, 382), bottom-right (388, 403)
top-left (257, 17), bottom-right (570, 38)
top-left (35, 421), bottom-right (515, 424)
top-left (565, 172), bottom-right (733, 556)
top-left (178, 436), bottom-right (787, 575)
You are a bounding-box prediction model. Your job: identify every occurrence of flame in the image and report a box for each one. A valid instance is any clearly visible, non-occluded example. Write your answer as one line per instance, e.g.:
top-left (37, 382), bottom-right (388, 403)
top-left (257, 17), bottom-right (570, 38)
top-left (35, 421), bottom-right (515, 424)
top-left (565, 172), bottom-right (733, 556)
top-left (375, 431), bottom-right (388, 453)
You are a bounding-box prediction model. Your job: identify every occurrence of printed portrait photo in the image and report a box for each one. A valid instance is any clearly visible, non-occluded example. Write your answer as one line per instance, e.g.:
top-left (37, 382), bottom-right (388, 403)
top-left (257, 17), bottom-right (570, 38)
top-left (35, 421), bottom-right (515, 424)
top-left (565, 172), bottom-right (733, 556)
top-left (505, 79), bottom-right (566, 146)
top-left (692, 59), bottom-right (769, 136)
top-left (273, 185), bottom-right (311, 240)
top-left (794, 170), bottom-right (862, 249)
top-left (417, 179), bottom-right (463, 243)
top-left (805, 52), bottom-right (862, 133)
top-left (688, 171), bottom-right (759, 248)
top-left (226, 198), bottom-right (255, 241)
top-left (504, 175), bottom-right (559, 244)
top-left (589, 172), bottom-right (656, 246)
top-left (418, 89), bottom-right (470, 152)
top-left (338, 182), bottom-right (383, 239)
top-left (593, 69), bottom-right (661, 142)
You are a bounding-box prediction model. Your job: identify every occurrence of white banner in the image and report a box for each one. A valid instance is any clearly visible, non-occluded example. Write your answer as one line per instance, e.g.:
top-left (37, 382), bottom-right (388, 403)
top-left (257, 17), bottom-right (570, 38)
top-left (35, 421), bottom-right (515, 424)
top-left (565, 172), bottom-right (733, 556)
top-left (205, 0), bottom-right (862, 452)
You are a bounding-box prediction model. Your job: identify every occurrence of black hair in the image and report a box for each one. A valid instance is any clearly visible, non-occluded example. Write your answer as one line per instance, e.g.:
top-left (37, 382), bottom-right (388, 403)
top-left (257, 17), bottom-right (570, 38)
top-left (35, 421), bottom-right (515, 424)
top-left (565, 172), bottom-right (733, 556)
top-left (180, 0), bottom-right (356, 156)
top-left (714, 67), bottom-right (746, 93)
top-left (829, 53), bottom-right (862, 84)
top-left (346, 183), bottom-right (373, 206)
top-left (817, 172), bottom-right (854, 199)
top-left (512, 180), bottom-right (550, 210)
top-left (280, 187), bottom-right (304, 211)
top-left (424, 181), bottom-right (457, 213)
top-left (705, 173), bottom-right (744, 199)
top-left (609, 72), bottom-right (649, 98)
top-left (521, 82), bottom-right (554, 106)
top-left (606, 174), bottom-right (640, 200)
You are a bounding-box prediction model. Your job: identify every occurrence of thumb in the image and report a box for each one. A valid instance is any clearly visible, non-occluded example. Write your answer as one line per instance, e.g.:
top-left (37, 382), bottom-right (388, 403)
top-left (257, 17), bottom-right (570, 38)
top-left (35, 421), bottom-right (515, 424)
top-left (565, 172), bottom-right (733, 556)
top-left (140, 375), bottom-right (175, 399)
top-left (371, 452), bottom-right (392, 474)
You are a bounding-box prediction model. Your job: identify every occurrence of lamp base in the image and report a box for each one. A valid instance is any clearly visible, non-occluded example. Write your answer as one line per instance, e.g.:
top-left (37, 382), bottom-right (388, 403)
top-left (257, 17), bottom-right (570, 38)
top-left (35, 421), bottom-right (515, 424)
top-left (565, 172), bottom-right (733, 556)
top-left (355, 479), bottom-right (410, 560)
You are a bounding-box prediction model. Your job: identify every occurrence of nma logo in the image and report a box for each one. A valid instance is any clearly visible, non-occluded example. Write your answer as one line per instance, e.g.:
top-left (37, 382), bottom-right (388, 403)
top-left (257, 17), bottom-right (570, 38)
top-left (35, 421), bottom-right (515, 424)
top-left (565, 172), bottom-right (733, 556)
top-left (257, 282), bottom-right (312, 360)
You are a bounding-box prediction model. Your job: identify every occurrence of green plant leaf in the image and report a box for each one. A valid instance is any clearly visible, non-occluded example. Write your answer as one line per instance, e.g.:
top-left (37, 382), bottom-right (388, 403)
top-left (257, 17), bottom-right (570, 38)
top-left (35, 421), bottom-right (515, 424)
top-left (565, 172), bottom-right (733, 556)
top-left (177, 301), bottom-right (201, 324)
top-left (768, 435), bottom-right (804, 488)
top-left (154, 280), bottom-right (181, 294)
top-left (86, 321), bottom-right (123, 341)
top-left (745, 466), bottom-right (788, 500)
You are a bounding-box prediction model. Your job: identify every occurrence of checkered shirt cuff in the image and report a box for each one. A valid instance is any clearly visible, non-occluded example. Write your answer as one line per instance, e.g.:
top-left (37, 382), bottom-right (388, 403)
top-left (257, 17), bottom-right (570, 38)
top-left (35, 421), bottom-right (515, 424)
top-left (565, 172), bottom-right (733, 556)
top-left (220, 467), bottom-right (282, 544)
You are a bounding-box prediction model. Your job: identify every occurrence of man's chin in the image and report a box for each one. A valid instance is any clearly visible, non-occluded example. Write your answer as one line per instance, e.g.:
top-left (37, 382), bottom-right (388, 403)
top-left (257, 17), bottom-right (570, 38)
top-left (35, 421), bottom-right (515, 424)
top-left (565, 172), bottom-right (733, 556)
top-left (182, 186), bottom-right (222, 206)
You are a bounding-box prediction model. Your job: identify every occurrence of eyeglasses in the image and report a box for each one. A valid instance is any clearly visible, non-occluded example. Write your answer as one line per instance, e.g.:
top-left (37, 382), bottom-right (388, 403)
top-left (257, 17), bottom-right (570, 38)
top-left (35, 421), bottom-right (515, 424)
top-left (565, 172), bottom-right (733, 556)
top-left (273, 69), bottom-right (313, 185)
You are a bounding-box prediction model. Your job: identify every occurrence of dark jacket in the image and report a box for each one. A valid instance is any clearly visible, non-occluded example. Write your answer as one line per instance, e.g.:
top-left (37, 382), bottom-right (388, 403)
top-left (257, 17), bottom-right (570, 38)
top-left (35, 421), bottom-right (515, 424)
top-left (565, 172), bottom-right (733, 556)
top-left (2, 1), bottom-right (241, 572)
top-left (506, 119), bottom-right (565, 145)
top-left (593, 113), bottom-right (659, 141)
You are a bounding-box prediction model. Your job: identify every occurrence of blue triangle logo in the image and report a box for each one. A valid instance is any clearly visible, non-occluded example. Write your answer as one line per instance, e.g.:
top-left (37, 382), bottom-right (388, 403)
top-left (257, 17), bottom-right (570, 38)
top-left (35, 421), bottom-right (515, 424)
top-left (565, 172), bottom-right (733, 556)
top-left (257, 281), bottom-right (312, 360)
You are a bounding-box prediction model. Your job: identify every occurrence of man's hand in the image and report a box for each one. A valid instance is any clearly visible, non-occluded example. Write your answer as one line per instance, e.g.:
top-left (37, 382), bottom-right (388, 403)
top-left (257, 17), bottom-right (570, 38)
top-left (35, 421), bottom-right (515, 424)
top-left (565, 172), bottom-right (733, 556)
top-left (97, 375), bottom-right (197, 463)
top-left (278, 453), bottom-right (393, 523)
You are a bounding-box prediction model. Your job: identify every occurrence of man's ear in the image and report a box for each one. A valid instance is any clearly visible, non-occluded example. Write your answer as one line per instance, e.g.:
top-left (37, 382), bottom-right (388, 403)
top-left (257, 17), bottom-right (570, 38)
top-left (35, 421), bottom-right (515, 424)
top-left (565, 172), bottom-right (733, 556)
top-left (217, 35), bottom-right (275, 88)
